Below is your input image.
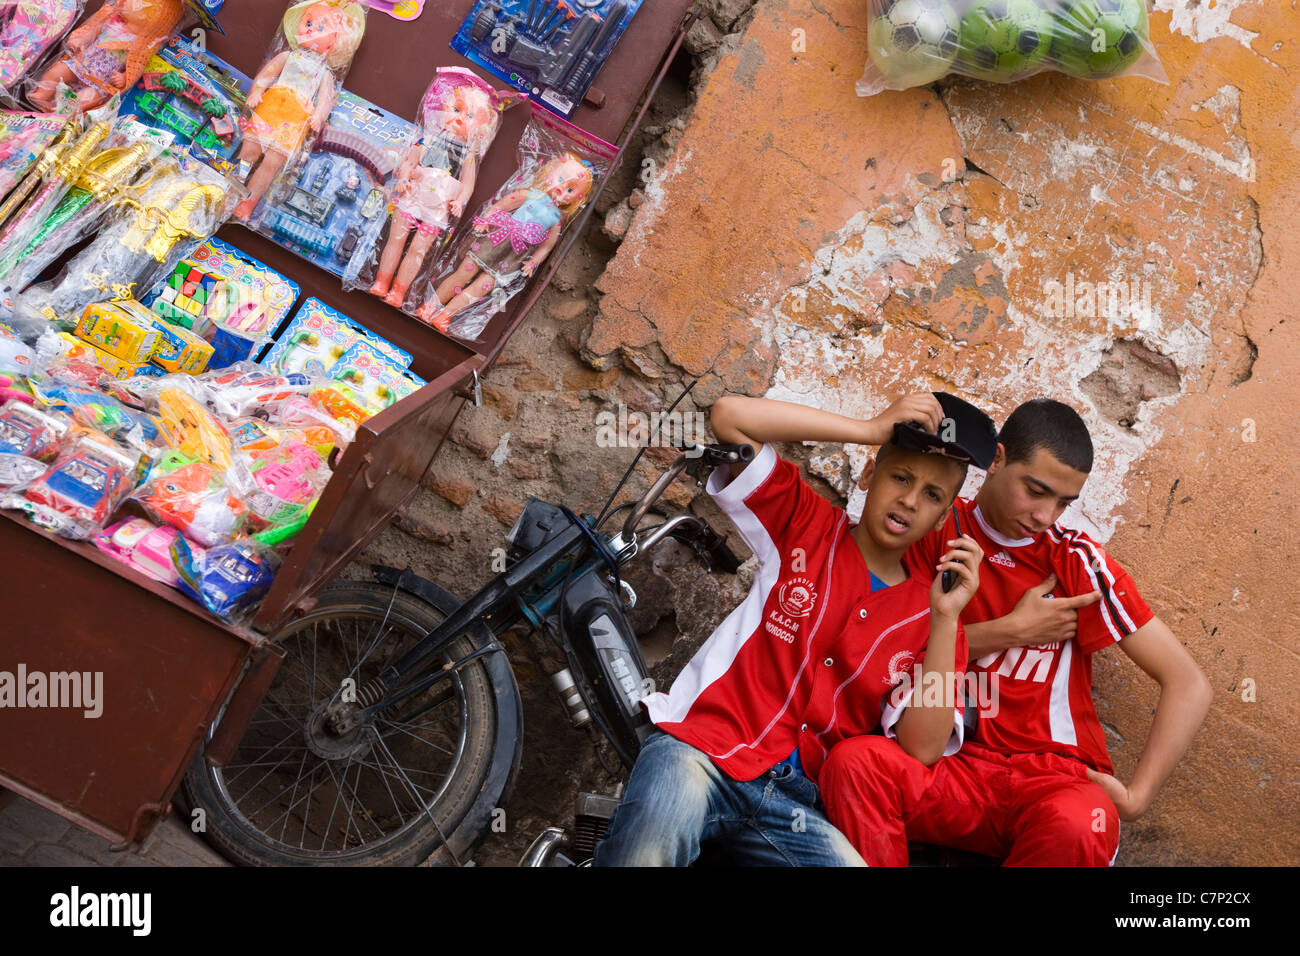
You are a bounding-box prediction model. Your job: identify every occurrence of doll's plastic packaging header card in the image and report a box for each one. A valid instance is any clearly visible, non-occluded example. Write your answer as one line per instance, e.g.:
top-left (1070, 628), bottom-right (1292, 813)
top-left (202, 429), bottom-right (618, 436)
top-left (0, 1), bottom-right (84, 106)
top-left (857, 0), bottom-right (1167, 96)
top-left (251, 89), bottom-right (418, 281)
top-left (451, 0), bottom-right (642, 118)
top-left (0, 112), bottom-right (66, 199)
top-left (120, 37), bottom-right (250, 170)
top-left (259, 296), bottom-right (412, 379)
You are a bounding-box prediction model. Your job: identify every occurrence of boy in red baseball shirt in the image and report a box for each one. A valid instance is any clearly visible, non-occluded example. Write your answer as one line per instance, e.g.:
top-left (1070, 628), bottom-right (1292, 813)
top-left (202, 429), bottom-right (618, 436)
top-left (819, 399), bottom-right (1213, 866)
top-left (594, 391), bottom-right (995, 866)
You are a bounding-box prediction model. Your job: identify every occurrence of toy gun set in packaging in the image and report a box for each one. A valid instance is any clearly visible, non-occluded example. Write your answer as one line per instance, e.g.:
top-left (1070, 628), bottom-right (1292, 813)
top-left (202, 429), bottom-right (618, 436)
top-left (452, 0), bottom-right (641, 117)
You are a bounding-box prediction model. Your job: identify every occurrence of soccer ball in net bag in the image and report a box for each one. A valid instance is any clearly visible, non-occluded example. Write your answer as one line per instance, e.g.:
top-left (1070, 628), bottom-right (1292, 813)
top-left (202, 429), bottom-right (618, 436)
top-left (868, 0), bottom-right (962, 88)
top-left (1049, 0), bottom-right (1149, 78)
top-left (956, 0), bottom-right (1053, 83)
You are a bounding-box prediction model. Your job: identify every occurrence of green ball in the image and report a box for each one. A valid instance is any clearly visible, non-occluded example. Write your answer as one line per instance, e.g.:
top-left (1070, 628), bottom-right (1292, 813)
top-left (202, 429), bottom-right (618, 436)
top-left (957, 0), bottom-right (1053, 83)
top-left (1049, 0), bottom-right (1149, 78)
top-left (868, 0), bottom-right (962, 88)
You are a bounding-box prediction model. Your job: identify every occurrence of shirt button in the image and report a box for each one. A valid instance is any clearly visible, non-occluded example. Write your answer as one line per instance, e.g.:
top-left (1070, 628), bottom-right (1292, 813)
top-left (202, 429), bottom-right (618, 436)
top-left (824, 658), bottom-right (833, 667)
top-left (859, 609), bottom-right (867, 619)
top-left (800, 723), bottom-right (808, 732)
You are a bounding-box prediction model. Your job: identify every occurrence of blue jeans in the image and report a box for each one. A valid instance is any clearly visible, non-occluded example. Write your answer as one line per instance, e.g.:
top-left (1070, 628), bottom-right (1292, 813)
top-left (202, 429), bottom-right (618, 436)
top-left (592, 730), bottom-right (866, 866)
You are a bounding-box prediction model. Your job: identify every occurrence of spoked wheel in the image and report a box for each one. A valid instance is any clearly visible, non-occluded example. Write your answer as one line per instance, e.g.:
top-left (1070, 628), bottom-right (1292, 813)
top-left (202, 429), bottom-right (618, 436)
top-left (183, 580), bottom-right (502, 866)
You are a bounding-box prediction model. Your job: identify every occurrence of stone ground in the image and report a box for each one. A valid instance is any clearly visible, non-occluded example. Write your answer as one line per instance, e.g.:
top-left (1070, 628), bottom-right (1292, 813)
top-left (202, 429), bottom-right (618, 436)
top-left (0, 789), bottom-right (228, 868)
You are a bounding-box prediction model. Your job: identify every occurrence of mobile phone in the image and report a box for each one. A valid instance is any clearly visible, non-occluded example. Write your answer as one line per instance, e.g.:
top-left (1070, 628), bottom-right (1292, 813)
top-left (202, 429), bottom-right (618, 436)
top-left (941, 507), bottom-right (964, 593)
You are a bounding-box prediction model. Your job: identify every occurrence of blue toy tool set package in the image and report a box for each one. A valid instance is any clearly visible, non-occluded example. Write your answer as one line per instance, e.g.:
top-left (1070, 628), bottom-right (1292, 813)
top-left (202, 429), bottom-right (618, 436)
top-left (451, 0), bottom-right (642, 118)
top-left (120, 36), bottom-right (250, 171)
top-left (248, 90), bottom-right (418, 282)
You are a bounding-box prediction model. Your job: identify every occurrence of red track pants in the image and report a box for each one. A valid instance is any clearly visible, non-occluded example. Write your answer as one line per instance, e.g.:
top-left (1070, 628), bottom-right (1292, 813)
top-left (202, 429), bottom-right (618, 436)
top-left (819, 736), bottom-right (1120, 867)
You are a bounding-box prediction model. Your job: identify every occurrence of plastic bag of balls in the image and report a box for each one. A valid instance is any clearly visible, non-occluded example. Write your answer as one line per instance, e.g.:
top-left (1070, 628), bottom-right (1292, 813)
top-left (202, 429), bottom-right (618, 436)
top-left (857, 0), bottom-right (1167, 96)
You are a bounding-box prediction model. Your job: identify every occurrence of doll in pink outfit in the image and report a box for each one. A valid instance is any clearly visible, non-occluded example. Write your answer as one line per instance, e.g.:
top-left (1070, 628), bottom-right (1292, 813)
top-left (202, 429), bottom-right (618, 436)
top-left (368, 68), bottom-right (511, 310)
top-left (0, 0), bottom-right (81, 97)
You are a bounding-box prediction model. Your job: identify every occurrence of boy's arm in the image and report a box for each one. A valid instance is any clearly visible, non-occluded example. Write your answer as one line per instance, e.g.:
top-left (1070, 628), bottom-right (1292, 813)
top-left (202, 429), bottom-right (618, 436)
top-left (892, 534), bottom-right (983, 766)
top-left (964, 574), bottom-right (1101, 656)
top-left (710, 393), bottom-right (944, 477)
top-left (1085, 617), bottom-right (1212, 820)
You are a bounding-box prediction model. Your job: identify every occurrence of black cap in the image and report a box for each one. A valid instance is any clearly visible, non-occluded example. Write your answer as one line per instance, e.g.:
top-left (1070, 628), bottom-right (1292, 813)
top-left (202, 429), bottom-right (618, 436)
top-left (891, 392), bottom-right (998, 470)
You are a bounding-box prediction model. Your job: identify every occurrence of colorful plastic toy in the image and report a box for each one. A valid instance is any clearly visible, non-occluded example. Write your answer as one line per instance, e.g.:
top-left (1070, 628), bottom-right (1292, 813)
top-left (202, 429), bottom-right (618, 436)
top-left (95, 515), bottom-right (182, 585)
top-left (17, 433), bottom-right (136, 537)
top-left (136, 449), bottom-right (245, 545)
top-left (172, 535), bottom-right (275, 619)
top-left (0, 398), bottom-right (66, 458)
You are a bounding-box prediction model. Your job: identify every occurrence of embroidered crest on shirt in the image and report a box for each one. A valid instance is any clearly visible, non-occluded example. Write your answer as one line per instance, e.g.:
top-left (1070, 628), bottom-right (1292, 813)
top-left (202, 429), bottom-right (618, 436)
top-left (886, 650), bottom-right (915, 687)
top-left (778, 578), bottom-right (818, 618)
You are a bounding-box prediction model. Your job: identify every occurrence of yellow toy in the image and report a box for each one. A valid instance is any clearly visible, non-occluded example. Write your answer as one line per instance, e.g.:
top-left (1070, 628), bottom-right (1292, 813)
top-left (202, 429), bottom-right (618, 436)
top-left (75, 298), bottom-right (160, 363)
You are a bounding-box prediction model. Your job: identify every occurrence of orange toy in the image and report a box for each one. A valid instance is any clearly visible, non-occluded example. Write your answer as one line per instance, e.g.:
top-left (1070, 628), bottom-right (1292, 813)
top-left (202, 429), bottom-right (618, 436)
top-left (29, 0), bottom-right (186, 112)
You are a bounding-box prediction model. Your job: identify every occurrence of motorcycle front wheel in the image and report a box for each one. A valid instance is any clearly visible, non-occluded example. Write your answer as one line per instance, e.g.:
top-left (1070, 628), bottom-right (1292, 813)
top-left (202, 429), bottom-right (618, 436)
top-left (183, 580), bottom-right (504, 866)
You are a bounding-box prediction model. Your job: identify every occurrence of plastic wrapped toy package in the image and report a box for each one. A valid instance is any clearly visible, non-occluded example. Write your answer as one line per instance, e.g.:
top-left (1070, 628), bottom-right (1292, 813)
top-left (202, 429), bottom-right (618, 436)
top-left (118, 36), bottom-right (252, 171)
top-left (452, 0), bottom-right (642, 118)
top-left (16, 150), bottom-right (240, 327)
top-left (414, 104), bottom-right (614, 342)
top-left (249, 89), bottom-right (417, 280)
top-left (0, 111), bottom-right (66, 196)
top-left (26, 0), bottom-right (195, 113)
top-left (0, 119), bottom-right (174, 296)
top-left (172, 534), bottom-right (276, 619)
top-left (353, 67), bottom-right (525, 310)
top-left (857, 0), bottom-right (1167, 96)
top-left (232, 0), bottom-right (368, 223)
top-left (0, 427), bottom-right (141, 538)
top-left (0, 1), bottom-right (84, 105)
top-left (133, 447), bottom-right (246, 545)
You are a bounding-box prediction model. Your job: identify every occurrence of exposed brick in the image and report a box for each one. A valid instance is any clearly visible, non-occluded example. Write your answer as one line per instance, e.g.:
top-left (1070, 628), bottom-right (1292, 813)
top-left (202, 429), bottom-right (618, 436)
top-left (394, 512), bottom-right (456, 545)
top-left (0, 798), bottom-right (70, 844)
top-left (662, 481), bottom-right (697, 510)
top-left (563, 367), bottom-right (620, 391)
top-left (513, 370), bottom-right (554, 392)
top-left (483, 496), bottom-right (523, 528)
top-left (449, 423), bottom-right (498, 460)
top-left (26, 844), bottom-right (99, 868)
top-left (427, 475), bottom-right (474, 507)
top-left (518, 432), bottom-right (550, 450)
top-left (481, 383), bottom-right (518, 421)
top-left (509, 459), bottom-right (542, 480)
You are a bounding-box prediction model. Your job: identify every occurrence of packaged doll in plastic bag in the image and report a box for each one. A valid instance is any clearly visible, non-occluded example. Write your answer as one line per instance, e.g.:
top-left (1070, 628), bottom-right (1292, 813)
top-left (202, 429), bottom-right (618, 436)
top-left (232, 0), bottom-right (367, 222)
top-left (857, 0), bottom-right (1166, 96)
top-left (0, 1), bottom-right (83, 106)
top-left (356, 66), bottom-right (524, 310)
top-left (414, 105), bottom-right (614, 342)
top-left (27, 0), bottom-right (189, 112)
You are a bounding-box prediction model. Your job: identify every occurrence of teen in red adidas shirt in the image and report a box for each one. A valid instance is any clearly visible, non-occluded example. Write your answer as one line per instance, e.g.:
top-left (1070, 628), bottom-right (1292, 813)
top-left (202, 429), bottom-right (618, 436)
top-left (594, 392), bottom-right (989, 867)
top-left (819, 399), bottom-right (1212, 866)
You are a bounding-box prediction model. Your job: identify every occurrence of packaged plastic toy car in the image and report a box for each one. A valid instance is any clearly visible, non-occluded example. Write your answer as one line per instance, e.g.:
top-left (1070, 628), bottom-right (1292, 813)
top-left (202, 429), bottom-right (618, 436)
top-left (172, 535), bottom-right (276, 619)
top-left (5, 430), bottom-right (139, 538)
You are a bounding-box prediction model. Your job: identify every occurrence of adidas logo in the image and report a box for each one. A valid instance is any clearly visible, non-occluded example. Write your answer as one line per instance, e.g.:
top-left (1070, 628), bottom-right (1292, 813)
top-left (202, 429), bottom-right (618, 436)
top-left (989, 551), bottom-right (1016, 568)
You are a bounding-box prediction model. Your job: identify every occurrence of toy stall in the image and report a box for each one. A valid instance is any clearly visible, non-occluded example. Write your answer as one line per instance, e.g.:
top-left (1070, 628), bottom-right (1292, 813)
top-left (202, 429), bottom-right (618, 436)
top-left (0, 0), bottom-right (694, 848)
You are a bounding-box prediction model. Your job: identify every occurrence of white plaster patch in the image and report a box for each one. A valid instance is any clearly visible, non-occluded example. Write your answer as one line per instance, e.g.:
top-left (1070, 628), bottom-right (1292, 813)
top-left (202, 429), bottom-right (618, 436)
top-left (490, 432), bottom-right (511, 468)
top-left (1153, 0), bottom-right (1261, 51)
top-left (1131, 119), bottom-right (1255, 182)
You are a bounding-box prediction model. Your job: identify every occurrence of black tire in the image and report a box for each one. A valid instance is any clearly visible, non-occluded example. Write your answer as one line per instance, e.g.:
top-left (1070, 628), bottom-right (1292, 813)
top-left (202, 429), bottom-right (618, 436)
top-left (183, 580), bottom-right (501, 866)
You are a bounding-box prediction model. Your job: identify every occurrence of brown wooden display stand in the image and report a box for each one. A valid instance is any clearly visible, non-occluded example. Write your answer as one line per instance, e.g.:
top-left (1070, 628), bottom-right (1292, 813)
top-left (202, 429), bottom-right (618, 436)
top-left (0, 0), bottom-right (696, 849)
